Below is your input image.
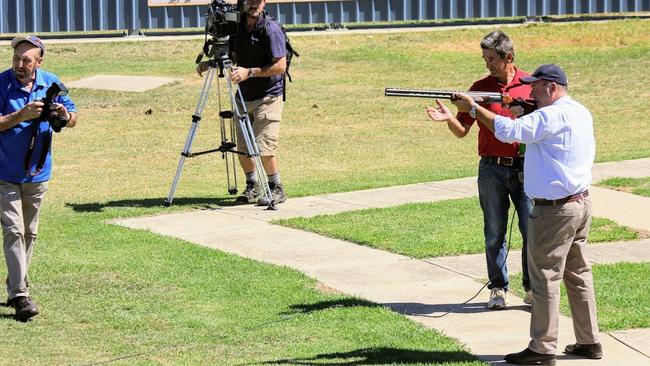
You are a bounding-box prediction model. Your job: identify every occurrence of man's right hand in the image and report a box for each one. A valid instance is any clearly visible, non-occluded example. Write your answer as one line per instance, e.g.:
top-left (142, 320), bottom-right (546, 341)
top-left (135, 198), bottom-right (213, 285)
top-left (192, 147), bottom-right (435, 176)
top-left (426, 99), bottom-right (453, 123)
top-left (196, 62), bottom-right (209, 77)
top-left (21, 101), bottom-right (44, 121)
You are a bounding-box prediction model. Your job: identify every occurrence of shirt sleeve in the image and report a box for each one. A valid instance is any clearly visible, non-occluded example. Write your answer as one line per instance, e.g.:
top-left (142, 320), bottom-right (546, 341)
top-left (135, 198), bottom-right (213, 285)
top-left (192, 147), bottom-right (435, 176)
top-left (267, 23), bottom-right (286, 60)
top-left (53, 76), bottom-right (77, 113)
top-left (494, 109), bottom-right (551, 144)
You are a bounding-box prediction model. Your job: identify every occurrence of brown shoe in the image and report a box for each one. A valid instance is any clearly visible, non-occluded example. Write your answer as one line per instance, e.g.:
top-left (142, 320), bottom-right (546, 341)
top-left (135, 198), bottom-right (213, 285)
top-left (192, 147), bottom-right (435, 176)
top-left (9, 296), bottom-right (39, 322)
top-left (504, 348), bottom-right (556, 365)
top-left (564, 343), bottom-right (602, 359)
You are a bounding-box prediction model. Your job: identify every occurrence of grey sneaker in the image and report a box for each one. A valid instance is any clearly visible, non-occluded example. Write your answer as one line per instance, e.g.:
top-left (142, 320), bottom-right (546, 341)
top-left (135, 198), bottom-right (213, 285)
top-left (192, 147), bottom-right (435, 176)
top-left (258, 182), bottom-right (287, 206)
top-left (487, 288), bottom-right (507, 309)
top-left (237, 180), bottom-right (260, 203)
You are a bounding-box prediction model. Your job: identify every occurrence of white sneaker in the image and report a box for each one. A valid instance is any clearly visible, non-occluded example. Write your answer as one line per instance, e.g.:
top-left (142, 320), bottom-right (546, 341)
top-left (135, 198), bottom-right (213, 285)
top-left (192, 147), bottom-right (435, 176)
top-left (523, 290), bottom-right (533, 305)
top-left (487, 288), bottom-right (507, 309)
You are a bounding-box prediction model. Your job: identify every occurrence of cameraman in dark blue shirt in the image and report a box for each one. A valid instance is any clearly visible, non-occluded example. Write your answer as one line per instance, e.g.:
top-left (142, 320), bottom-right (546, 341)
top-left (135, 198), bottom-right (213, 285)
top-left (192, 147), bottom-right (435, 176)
top-left (198, 0), bottom-right (288, 205)
top-left (0, 35), bottom-right (77, 321)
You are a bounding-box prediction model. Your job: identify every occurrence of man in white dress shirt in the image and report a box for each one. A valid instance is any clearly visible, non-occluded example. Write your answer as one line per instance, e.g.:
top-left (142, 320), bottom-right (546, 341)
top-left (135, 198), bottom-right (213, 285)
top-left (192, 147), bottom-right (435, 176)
top-left (428, 64), bottom-right (602, 365)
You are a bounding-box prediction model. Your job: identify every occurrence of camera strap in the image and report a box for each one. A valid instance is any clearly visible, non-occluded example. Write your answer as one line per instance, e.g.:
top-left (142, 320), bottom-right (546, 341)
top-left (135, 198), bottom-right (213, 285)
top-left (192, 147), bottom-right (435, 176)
top-left (24, 122), bottom-right (52, 177)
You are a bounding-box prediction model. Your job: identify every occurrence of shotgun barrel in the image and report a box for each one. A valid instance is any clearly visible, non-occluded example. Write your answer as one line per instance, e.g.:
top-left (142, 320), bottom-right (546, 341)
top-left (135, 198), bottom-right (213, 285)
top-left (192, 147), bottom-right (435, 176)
top-left (385, 87), bottom-right (504, 103)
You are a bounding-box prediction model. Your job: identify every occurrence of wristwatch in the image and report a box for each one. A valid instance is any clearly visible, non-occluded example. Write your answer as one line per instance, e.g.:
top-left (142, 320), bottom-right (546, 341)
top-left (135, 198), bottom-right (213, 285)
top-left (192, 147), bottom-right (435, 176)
top-left (469, 104), bottom-right (477, 119)
top-left (247, 68), bottom-right (256, 78)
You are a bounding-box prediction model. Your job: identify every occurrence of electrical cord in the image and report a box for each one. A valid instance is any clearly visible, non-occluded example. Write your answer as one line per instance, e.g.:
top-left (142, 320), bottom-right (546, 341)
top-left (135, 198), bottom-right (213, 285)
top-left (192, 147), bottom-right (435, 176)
top-left (417, 207), bottom-right (518, 318)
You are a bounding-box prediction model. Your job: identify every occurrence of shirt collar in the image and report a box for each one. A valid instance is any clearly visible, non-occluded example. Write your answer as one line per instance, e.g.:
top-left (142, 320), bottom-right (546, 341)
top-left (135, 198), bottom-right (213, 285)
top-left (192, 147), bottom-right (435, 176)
top-left (33, 68), bottom-right (48, 89)
top-left (552, 95), bottom-right (572, 105)
top-left (489, 66), bottom-right (525, 89)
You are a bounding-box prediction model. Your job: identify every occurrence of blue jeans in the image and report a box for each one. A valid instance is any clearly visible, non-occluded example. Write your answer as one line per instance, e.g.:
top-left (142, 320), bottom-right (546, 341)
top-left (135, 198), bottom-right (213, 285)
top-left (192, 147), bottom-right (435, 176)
top-left (478, 157), bottom-right (531, 291)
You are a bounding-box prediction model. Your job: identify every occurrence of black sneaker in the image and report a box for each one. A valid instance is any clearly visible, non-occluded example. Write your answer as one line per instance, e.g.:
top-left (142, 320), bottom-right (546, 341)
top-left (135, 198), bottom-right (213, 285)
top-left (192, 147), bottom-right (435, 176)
top-left (258, 182), bottom-right (287, 206)
top-left (564, 343), bottom-right (602, 359)
top-left (236, 180), bottom-right (260, 203)
top-left (9, 296), bottom-right (39, 322)
top-left (504, 348), bottom-right (556, 365)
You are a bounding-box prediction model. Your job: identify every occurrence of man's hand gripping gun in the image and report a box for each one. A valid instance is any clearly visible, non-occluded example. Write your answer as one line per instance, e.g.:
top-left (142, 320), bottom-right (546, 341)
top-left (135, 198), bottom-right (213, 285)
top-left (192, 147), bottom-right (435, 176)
top-left (384, 87), bottom-right (537, 115)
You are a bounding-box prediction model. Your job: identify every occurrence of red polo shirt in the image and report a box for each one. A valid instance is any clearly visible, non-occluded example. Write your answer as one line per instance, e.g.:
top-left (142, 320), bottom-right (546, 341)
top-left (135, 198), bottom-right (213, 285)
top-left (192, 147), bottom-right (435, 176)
top-left (457, 67), bottom-right (532, 157)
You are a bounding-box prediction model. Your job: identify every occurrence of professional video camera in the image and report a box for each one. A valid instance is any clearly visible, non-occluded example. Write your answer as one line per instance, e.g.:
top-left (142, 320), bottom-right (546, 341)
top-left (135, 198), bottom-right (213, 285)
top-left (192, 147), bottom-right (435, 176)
top-left (205, 0), bottom-right (243, 38)
top-left (35, 82), bottom-right (70, 133)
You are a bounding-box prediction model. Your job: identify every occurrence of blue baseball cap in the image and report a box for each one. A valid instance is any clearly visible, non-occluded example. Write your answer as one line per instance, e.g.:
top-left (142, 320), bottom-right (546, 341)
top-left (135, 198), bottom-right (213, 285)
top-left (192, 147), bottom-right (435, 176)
top-left (11, 34), bottom-right (45, 56)
top-left (521, 64), bottom-right (567, 85)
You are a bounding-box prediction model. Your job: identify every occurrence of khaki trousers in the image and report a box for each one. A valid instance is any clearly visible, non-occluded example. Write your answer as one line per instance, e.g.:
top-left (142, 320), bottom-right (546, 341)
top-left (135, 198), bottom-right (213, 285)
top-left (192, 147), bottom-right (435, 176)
top-left (527, 196), bottom-right (600, 354)
top-left (0, 180), bottom-right (48, 300)
top-left (236, 95), bottom-right (283, 156)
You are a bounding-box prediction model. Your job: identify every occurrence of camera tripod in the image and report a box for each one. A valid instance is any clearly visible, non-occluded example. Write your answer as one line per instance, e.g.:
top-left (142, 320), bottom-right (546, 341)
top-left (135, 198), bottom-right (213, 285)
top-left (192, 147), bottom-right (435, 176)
top-left (164, 48), bottom-right (276, 210)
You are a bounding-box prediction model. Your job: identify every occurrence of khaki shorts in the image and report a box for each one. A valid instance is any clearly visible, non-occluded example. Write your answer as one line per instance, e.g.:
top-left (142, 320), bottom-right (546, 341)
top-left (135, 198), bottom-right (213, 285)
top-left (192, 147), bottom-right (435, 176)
top-left (236, 95), bottom-right (283, 157)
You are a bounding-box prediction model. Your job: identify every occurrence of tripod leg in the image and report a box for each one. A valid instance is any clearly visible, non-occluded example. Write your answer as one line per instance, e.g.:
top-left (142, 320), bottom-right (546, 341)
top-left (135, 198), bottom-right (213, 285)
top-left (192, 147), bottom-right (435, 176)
top-left (218, 80), bottom-right (238, 195)
top-left (224, 69), bottom-right (276, 210)
top-left (165, 66), bottom-right (218, 206)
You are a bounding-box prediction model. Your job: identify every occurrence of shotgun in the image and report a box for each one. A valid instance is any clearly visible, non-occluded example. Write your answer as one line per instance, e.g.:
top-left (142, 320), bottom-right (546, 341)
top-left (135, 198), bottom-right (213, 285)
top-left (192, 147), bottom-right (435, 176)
top-left (385, 87), bottom-right (537, 115)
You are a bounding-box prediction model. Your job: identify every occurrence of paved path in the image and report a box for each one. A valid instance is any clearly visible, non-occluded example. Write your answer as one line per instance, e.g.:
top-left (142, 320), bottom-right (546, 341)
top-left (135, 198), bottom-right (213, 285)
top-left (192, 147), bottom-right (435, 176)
top-left (115, 158), bottom-right (650, 365)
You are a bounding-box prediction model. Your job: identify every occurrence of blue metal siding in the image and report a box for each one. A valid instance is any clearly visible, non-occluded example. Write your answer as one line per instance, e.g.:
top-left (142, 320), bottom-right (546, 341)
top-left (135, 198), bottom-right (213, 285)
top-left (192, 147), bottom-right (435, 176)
top-left (1, 0), bottom-right (648, 33)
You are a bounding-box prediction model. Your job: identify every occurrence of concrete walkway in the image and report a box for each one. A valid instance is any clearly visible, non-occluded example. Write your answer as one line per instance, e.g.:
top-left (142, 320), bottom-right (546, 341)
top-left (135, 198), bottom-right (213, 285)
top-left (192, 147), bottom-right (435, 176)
top-left (115, 158), bottom-right (650, 365)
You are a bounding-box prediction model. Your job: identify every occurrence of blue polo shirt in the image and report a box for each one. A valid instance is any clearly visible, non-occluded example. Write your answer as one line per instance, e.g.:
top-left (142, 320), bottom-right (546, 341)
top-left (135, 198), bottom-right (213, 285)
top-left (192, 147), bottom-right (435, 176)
top-left (0, 68), bottom-right (77, 183)
top-left (233, 13), bottom-right (287, 101)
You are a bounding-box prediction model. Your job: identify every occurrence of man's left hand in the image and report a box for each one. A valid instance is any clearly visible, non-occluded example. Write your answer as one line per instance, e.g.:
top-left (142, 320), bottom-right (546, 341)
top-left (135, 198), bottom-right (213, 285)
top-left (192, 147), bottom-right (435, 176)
top-left (230, 66), bottom-right (249, 84)
top-left (451, 93), bottom-right (475, 113)
top-left (51, 103), bottom-right (70, 122)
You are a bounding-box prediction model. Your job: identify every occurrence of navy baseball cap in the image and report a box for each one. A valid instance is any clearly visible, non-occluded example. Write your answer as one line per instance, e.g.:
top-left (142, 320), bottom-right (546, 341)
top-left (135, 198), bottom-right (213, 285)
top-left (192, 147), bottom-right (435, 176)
top-left (521, 64), bottom-right (567, 85)
top-left (11, 34), bottom-right (45, 56)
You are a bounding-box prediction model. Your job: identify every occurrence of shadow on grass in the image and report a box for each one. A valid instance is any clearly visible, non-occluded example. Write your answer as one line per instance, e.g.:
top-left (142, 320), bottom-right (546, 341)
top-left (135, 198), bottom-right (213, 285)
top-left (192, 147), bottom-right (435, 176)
top-left (66, 196), bottom-right (246, 212)
top-left (281, 299), bottom-right (382, 315)
top-left (248, 347), bottom-right (478, 365)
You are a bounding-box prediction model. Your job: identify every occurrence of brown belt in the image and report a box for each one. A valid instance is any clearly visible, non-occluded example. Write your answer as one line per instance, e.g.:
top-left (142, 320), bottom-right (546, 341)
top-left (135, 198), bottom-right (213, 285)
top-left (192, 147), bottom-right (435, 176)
top-left (533, 190), bottom-right (589, 206)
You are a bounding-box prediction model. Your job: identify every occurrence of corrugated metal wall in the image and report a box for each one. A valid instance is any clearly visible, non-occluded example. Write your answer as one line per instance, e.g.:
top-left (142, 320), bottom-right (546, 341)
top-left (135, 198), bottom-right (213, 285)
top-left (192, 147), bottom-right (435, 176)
top-left (1, 0), bottom-right (648, 33)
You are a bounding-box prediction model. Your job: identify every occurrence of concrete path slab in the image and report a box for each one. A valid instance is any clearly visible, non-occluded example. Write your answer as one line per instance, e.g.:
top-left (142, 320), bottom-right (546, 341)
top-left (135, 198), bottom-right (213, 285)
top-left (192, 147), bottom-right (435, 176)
top-left (66, 75), bottom-right (180, 92)
top-left (114, 158), bottom-right (650, 365)
top-left (592, 158), bottom-right (650, 183)
top-left (219, 177), bottom-right (478, 221)
top-left (610, 329), bottom-right (650, 358)
top-left (590, 186), bottom-right (650, 233)
top-left (430, 239), bottom-right (650, 280)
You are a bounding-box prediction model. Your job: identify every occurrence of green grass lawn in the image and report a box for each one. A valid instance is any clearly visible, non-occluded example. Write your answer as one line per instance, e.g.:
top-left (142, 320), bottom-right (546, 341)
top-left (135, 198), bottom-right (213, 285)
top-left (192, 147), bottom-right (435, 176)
top-left (597, 177), bottom-right (650, 197)
top-left (277, 198), bottom-right (640, 258)
top-left (0, 18), bottom-right (649, 364)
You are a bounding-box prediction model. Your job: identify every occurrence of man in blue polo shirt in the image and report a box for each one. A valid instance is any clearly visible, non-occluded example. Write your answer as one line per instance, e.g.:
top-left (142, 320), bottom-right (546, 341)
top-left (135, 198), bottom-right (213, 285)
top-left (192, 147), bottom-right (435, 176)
top-left (0, 35), bottom-right (77, 321)
top-left (198, 0), bottom-right (288, 205)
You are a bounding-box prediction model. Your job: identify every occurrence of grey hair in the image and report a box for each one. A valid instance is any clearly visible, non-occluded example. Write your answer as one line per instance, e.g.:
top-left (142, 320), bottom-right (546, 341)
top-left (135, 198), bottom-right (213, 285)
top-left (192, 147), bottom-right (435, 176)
top-left (480, 30), bottom-right (515, 61)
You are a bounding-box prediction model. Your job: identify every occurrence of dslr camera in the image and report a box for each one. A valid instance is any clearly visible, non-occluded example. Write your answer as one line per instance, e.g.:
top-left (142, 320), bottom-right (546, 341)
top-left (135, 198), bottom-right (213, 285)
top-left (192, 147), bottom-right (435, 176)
top-left (35, 82), bottom-right (69, 133)
top-left (205, 0), bottom-right (244, 38)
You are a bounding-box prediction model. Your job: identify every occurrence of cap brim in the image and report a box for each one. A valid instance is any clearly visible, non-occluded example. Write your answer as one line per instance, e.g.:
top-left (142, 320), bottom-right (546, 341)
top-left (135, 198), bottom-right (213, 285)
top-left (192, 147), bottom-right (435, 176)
top-left (520, 75), bottom-right (540, 84)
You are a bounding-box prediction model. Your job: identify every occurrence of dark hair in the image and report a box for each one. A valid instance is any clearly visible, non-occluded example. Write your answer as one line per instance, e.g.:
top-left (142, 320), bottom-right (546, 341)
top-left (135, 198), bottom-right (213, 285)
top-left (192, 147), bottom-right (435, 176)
top-left (480, 30), bottom-right (515, 61)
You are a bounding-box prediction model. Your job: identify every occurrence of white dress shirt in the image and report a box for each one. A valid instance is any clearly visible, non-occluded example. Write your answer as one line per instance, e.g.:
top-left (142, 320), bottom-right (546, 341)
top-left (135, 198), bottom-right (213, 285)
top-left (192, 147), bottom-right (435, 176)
top-left (493, 96), bottom-right (595, 200)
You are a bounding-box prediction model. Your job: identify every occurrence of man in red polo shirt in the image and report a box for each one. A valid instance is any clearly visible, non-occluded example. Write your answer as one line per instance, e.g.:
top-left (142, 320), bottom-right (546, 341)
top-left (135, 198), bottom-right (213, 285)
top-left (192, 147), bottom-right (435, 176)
top-left (426, 30), bottom-right (532, 309)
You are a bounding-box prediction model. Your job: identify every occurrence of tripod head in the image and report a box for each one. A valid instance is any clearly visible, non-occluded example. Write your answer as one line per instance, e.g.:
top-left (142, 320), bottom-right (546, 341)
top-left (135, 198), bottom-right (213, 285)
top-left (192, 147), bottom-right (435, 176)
top-left (196, 36), bottom-right (235, 78)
